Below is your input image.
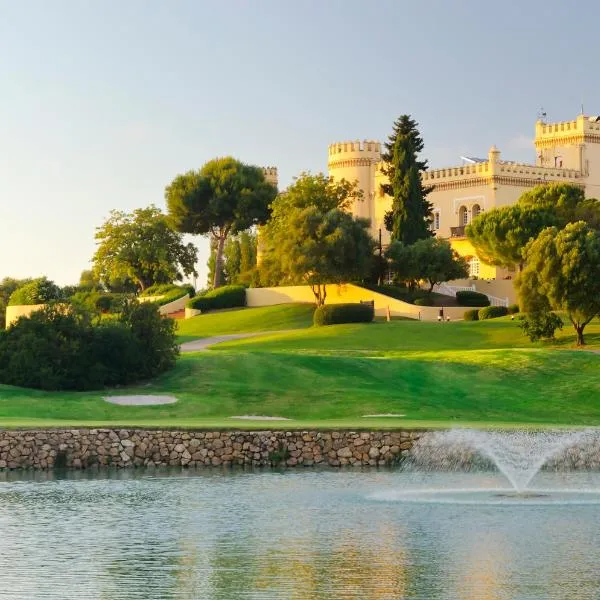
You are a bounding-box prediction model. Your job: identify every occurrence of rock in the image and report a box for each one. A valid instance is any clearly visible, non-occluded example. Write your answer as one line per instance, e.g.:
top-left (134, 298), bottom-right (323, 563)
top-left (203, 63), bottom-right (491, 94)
top-left (337, 447), bottom-right (353, 458)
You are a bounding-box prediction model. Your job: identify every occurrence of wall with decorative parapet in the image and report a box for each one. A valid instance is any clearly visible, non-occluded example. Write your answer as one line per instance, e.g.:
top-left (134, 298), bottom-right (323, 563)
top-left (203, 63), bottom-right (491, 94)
top-left (0, 429), bottom-right (421, 470)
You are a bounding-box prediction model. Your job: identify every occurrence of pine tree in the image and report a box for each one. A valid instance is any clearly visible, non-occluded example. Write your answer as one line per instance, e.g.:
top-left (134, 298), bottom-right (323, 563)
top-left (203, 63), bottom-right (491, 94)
top-left (381, 115), bottom-right (433, 244)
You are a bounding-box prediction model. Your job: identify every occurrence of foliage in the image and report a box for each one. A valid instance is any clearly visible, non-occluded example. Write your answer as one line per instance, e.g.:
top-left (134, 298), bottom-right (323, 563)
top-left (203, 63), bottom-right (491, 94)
top-left (519, 312), bottom-right (563, 342)
top-left (516, 221), bottom-right (600, 345)
top-left (93, 206), bottom-right (197, 292)
top-left (412, 237), bottom-right (468, 292)
top-left (414, 297), bottom-right (430, 306)
top-left (507, 303), bottom-right (520, 314)
top-left (207, 230), bottom-right (259, 288)
top-left (69, 290), bottom-right (127, 316)
top-left (463, 309), bottom-right (479, 321)
top-left (166, 157), bottom-right (277, 288)
top-left (187, 285), bottom-right (246, 312)
top-left (478, 306), bottom-right (509, 320)
top-left (0, 277), bottom-right (31, 328)
top-left (8, 277), bottom-right (62, 306)
top-left (313, 303), bottom-right (374, 326)
top-left (456, 290), bottom-right (490, 307)
top-left (258, 173), bottom-right (375, 306)
top-left (466, 184), bottom-right (600, 271)
top-left (0, 302), bottom-right (178, 391)
top-left (78, 270), bottom-right (101, 291)
top-left (140, 284), bottom-right (195, 307)
top-left (380, 115), bottom-right (433, 244)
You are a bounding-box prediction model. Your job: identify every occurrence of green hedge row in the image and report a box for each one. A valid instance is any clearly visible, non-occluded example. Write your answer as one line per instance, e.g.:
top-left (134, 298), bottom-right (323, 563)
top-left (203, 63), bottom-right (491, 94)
top-left (463, 309), bottom-right (480, 321)
top-left (455, 290), bottom-right (490, 307)
top-left (463, 305), bottom-right (510, 321)
top-left (313, 303), bottom-right (374, 326)
top-left (187, 285), bottom-right (246, 312)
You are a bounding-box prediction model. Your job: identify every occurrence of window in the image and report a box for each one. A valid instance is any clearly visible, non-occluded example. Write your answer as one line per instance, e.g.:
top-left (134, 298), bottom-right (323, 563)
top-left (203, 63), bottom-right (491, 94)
top-left (472, 204), bottom-right (481, 220)
top-left (434, 212), bottom-right (440, 230)
top-left (459, 206), bottom-right (468, 226)
top-left (468, 257), bottom-right (480, 277)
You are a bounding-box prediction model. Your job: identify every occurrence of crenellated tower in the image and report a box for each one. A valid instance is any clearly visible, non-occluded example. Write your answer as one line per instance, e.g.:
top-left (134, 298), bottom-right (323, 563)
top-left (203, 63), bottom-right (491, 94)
top-left (261, 166), bottom-right (279, 187)
top-left (327, 140), bottom-right (381, 237)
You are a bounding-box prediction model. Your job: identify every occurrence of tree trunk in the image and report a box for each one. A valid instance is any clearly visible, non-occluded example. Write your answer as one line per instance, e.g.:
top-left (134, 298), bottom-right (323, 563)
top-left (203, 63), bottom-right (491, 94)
top-left (428, 280), bottom-right (435, 293)
top-left (576, 325), bottom-right (586, 346)
top-left (213, 233), bottom-right (226, 289)
top-left (310, 284), bottom-right (326, 306)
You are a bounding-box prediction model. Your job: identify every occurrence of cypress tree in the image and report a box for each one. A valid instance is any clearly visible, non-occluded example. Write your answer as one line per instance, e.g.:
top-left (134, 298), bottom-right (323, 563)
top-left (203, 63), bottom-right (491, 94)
top-left (381, 115), bottom-right (433, 244)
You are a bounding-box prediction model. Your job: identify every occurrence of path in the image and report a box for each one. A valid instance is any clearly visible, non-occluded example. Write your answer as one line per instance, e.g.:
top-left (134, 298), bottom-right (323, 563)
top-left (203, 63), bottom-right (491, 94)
top-left (180, 330), bottom-right (295, 353)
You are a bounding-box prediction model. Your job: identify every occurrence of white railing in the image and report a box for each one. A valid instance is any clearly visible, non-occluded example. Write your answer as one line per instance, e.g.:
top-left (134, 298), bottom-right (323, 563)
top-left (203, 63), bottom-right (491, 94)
top-left (434, 283), bottom-right (509, 307)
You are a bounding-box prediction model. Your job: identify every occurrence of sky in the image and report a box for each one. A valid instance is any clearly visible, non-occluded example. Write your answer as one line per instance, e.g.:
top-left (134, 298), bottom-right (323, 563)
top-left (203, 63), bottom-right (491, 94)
top-left (1, 0), bottom-right (599, 286)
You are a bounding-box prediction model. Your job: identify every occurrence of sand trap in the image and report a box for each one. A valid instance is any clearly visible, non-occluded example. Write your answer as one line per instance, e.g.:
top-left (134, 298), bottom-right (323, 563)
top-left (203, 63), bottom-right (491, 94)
top-left (104, 395), bottom-right (178, 406)
top-left (229, 415), bottom-right (292, 421)
top-left (362, 413), bottom-right (406, 418)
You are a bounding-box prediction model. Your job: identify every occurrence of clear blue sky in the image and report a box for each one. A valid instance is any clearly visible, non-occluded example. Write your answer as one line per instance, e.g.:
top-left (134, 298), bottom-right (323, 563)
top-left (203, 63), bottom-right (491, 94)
top-left (1, 0), bottom-right (598, 286)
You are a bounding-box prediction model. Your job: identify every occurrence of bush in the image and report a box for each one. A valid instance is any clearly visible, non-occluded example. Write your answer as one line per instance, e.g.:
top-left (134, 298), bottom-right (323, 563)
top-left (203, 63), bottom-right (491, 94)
top-left (478, 306), bottom-right (509, 320)
top-left (414, 297), bottom-right (431, 306)
top-left (140, 283), bottom-right (195, 298)
top-left (0, 301), bottom-right (178, 390)
top-left (187, 285), bottom-right (246, 312)
top-left (507, 303), bottom-right (520, 314)
top-left (8, 277), bottom-right (62, 306)
top-left (313, 303), bottom-right (374, 326)
top-left (456, 290), bottom-right (490, 307)
top-left (463, 309), bottom-right (479, 321)
top-left (519, 311), bottom-right (563, 342)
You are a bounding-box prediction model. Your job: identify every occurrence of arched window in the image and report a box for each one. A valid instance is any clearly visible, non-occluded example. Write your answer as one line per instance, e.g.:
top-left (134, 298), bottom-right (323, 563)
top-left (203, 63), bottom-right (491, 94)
top-left (472, 204), bottom-right (481, 220)
top-left (459, 206), bottom-right (468, 226)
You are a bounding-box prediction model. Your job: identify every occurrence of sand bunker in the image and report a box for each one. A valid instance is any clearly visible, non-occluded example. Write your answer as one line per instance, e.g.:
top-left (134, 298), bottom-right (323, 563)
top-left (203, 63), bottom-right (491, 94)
top-left (229, 415), bottom-right (292, 421)
top-left (104, 395), bottom-right (178, 406)
top-left (362, 414), bottom-right (406, 418)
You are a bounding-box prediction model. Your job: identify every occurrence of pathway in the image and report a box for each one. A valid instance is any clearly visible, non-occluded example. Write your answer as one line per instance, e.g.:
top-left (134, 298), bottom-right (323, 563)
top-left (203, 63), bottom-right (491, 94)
top-left (179, 330), bottom-right (295, 353)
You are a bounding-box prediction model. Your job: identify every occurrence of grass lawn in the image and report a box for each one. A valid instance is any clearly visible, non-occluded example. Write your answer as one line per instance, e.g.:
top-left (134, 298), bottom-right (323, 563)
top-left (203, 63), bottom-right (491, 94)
top-left (0, 309), bottom-right (598, 429)
top-left (176, 303), bottom-right (315, 342)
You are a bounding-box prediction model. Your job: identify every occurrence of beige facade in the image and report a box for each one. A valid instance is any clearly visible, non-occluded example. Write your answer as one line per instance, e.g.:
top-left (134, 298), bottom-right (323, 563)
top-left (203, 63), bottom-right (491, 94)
top-left (328, 114), bottom-right (600, 279)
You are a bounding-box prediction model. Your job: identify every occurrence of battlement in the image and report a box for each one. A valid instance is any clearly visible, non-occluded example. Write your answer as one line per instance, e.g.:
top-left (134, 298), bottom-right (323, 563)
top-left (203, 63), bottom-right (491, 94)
top-left (328, 140), bottom-right (381, 158)
top-left (261, 166), bottom-right (278, 185)
top-left (535, 114), bottom-right (600, 145)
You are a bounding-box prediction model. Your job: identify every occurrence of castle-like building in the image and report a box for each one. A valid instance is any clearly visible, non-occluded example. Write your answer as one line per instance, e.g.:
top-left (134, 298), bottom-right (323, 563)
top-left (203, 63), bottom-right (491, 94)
top-left (328, 114), bottom-right (600, 279)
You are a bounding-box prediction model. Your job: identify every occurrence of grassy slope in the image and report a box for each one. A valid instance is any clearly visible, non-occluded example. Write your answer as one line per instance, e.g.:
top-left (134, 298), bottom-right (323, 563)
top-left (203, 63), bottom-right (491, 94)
top-left (176, 303), bottom-right (315, 342)
top-left (0, 314), bottom-right (598, 429)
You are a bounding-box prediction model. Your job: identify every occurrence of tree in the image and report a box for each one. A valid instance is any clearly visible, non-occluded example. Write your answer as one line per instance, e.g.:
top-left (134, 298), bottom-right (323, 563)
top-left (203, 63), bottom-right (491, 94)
top-left (516, 221), bottom-right (600, 345)
top-left (384, 243), bottom-right (420, 290)
top-left (466, 183), bottom-right (600, 271)
top-left (165, 157), bottom-right (277, 288)
top-left (259, 173), bottom-right (375, 306)
top-left (0, 277), bottom-right (31, 329)
top-left (411, 237), bottom-right (469, 292)
top-left (380, 115), bottom-right (433, 244)
top-left (93, 206), bottom-right (197, 292)
top-left (466, 203), bottom-right (557, 270)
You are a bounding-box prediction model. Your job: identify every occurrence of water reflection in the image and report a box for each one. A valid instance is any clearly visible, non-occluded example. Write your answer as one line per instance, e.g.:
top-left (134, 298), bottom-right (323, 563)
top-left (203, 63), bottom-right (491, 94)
top-left (0, 469), bottom-right (599, 598)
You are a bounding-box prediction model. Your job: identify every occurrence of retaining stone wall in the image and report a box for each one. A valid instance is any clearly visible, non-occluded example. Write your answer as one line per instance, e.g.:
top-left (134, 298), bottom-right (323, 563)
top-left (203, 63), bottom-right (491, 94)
top-left (0, 429), bottom-right (421, 470)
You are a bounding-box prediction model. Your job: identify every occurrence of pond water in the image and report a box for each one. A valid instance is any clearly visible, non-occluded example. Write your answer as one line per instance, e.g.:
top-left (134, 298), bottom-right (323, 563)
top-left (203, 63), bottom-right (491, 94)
top-left (1, 468), bottom-right (600, 599)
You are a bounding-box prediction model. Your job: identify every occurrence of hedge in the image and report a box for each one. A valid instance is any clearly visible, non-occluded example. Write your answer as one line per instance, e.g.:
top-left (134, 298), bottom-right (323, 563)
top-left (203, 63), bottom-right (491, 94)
top-left (313, 303), bottom-right (374, 326)
top-left (186, 285), bottom-right (246, 312)
top-left (456, 290), bottom-right (490, 307)
top-left (414, 297), bottom-right (431, 306)
top-left (463, 309), bottom-right (479, 321)
top-left (478, 305), bottom-right (509, 320)
top-left (507, 303), bottom-right (520, 314)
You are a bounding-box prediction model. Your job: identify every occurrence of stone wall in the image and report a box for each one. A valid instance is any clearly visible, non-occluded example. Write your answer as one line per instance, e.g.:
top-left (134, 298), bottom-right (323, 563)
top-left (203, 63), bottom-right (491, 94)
top-left (0, 429), bottom-right (421, 470)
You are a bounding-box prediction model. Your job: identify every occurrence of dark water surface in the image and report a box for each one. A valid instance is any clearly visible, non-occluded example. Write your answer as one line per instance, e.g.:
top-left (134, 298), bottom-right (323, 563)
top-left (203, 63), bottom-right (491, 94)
top-left (1, 468), bottom-right (600, 599)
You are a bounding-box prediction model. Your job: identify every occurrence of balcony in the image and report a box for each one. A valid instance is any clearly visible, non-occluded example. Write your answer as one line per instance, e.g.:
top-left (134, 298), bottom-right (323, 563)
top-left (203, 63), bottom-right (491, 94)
top-left (450, 226), bottom-right (466, 238)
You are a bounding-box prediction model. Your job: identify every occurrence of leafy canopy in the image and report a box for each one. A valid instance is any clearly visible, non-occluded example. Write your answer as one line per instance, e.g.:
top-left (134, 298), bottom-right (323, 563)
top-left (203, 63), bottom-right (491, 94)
top-left (93, 206), bottom-right (197, 292)
top-left (259, 173), bottom-right (375, 305)
top-left (165, 157), bottom-right (277, 288)
top-left (516, 221), bottom-right (600, 345)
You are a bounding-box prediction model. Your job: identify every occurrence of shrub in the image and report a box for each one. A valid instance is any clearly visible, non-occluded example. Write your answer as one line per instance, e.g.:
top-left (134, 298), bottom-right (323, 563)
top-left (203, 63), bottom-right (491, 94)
top-left (187, 285), bottom-right (246, 312)
top-left (8, 277), bottom-right (62, 306)
top-left (0, 301), bottom-right (178, 391)
top-left (463, 309), bottom-right (479, 321)
top-left (519, 311), bottom-right (563, 342)
top-left (456, 290), bottom-right (490, 307)
top-left (313, 303), bottom-right (374, 326)
top-left (140, 283), bottom-right (195, 298)
top-left (414, 297), bottom-right (431, 306)
top-left (478, 305), bottom-right (509, 320)
top-left (507, 303), bottom-right (520, 314)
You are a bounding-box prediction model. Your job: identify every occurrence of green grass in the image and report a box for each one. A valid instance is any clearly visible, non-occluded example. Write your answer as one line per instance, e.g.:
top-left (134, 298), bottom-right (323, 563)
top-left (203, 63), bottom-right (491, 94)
top-left (176, 303), bottom-right (315, 342)
top-left (0, 313), bottom-right (598, 429)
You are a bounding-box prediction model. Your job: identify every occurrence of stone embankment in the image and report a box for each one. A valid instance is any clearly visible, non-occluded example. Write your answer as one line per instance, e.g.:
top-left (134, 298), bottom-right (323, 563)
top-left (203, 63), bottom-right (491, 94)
top-left (0, 429), bottom-right (421, 470)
